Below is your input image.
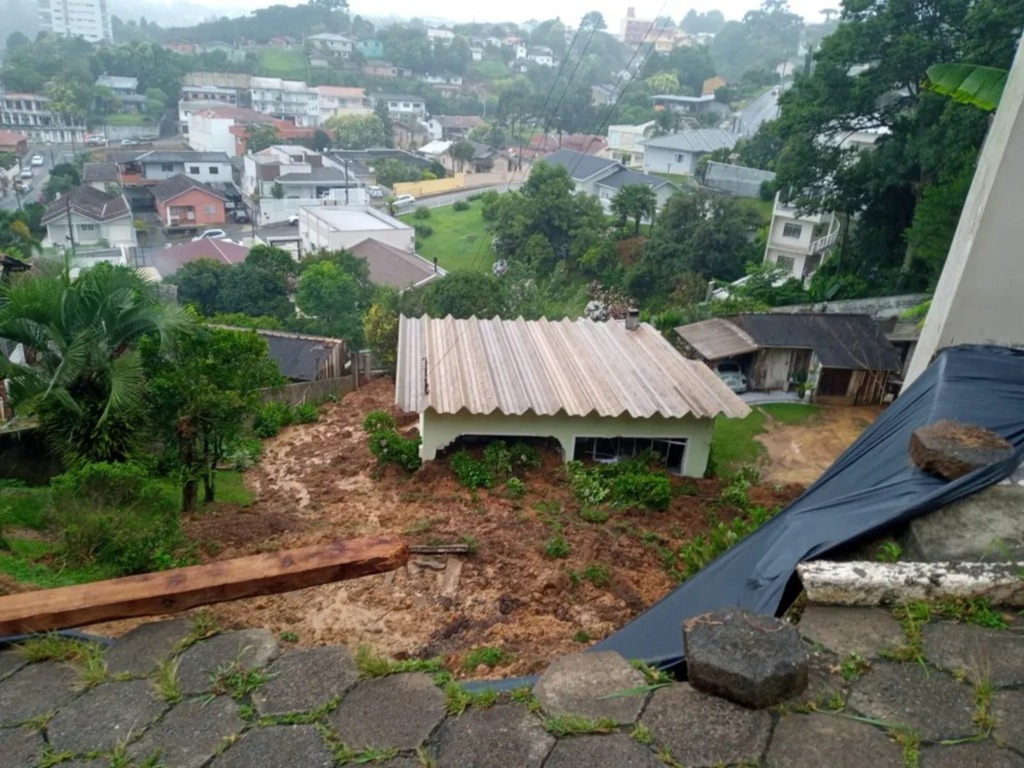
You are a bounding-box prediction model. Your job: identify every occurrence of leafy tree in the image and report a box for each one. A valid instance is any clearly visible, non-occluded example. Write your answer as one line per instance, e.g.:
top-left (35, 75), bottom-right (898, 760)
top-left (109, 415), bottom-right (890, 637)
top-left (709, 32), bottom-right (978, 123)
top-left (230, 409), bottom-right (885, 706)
top-left (246, 123), bottom-right (280, 153)
top-left (645, 72), bottom-right (680, 95)
top-left (373, 100), bottom-right (395, 148)
top-left (295, 261), bottom-right (363, 342)
top-left (43, 163), bottom-right (82, 203)
top-left (169, 258), bottom-right (229, 315)
top-left (468, 124), bottom-right (507, 149)
top-left (710, 0), bottom-right (803, 80)
top-left (611, 184), bottom-right (657, 235)
top-left (682, 9), bottom-right (726, 34)
top-left (448, 139), bottom-right (476, 172)
top-left (0, 209), bottom-right (42, 260)
top-left (374, 158), bottom-right (421, 188)
top-left (423, 271), bottom-right (505, 319)
top-left (581, 11), bottom-right (607, 32)
top-left (142, 326), bottom-right (283, 510)
top-left (0, 264), bottom-right (190, 466)
top-left (245, 245), bottom-right (297, 284)
top-left (218, 263), bottom-right (292, 320)
top-left (326, 113), bottom-right (387, 149)
top-left (5, 31), bottom-right (30, 51)
top-left (363, 300), bottom-right (400, 369)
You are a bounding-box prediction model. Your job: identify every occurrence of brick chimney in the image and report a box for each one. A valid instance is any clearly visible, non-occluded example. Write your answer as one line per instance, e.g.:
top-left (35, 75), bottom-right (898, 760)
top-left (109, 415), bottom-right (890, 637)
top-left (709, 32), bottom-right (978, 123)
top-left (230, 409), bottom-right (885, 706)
top-left (625, 307), bottom-right (640, 331)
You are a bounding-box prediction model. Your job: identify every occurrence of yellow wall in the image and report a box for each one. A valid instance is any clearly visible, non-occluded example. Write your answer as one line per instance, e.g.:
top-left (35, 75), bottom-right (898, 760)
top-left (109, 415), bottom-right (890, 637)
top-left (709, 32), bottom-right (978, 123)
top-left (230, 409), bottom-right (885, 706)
top-left (419, 409), bottom-right (715, 477)
top-left (393, 173), bottom-right (466, 198)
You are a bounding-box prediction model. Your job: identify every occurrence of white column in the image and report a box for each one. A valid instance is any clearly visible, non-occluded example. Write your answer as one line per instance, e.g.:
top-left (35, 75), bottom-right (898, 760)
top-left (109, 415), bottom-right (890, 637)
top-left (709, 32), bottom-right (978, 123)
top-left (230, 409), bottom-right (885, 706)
top-left (903, 35), bottom-right (1024, 388)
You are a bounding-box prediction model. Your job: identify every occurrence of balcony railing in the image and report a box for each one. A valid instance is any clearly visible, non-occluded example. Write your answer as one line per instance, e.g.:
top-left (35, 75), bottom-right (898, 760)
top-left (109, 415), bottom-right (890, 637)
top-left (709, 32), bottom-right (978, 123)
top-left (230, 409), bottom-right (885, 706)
top-left (810, 229), bottom-right (840, 254)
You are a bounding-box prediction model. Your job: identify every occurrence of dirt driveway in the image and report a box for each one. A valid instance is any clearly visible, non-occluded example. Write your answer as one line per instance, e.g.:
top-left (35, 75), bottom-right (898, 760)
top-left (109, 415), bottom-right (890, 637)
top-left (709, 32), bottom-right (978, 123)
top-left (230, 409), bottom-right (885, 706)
top-left (756, 406), bottom-right (882, 486)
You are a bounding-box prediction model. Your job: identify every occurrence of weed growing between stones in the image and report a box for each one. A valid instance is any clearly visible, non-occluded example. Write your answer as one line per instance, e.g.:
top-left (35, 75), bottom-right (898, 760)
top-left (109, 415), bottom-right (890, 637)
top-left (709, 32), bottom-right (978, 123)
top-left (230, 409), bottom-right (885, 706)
top-left (462, 646), bottom-right (511, 671)
top-left (36, 747), bottom-right (75, 767)
top-left (838, 654), bottom-right (871, 682)
top-left (875, 539), bottom-right (903, 563)
top-left (542, 713), bottom-right (617, 737)
top-left (280, 630), bottom-right (299, 643)
top-left (73, 649), bottom-right (109, 691)
top-left (354, 645), bottom-right (446, 679)
top-left (152, 657), bottom-right (182, 704)
top-left (208, 657), bottom-right (272, 700)
top-left (631, 660), bottom-right (673, 687)
top-left (933, 597), bottom-right (1008, 629)
top-left (973, 677), bottom-right (996, 734)
top-left (416, 746), bottom-right (437, 768)
top-left (333, 743), bottom-right (399, 765)
top-left (257, 696), bottom-right (343, 726)
top-left (630, 722), bottom-right (654, 745)
top-left (885, 602), bottom-right (930, 664)
top-left (443, 682), bottom-right (497, 715)
top-left (179, 609), bottom-right (222, 651)
top-left (18, 634), bottom-right (96, 663)
top-left (656, 746), bottom-right (684, 767)
top-left (508, 686), bottom-right (541, 713)
top-left (24, 710), bottom-right (55, 731)
top-left (893, 730), bottom-right (920, 768)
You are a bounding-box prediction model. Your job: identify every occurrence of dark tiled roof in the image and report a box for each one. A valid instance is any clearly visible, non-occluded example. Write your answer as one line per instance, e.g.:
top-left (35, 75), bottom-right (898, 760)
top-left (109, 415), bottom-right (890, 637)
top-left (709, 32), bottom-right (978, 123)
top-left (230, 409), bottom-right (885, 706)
top-left (543, 148), bottom-right (620, 181)
top-left (596, 168), bottom-right (675, 191)
top-left (349, 238), bottom-right (440, 289)
top-left (41, 186), bottom-right (130, 225)
top-left (147, 239), bottom-right (249, 278)
top-left (263, 332), bottom-right (344, 381)
top-left (82, 162), bottom-right (120, 183)
top-left (151, 174), bottom-right (226, 204)
top-left (731, 313), bottom-right (902, 371)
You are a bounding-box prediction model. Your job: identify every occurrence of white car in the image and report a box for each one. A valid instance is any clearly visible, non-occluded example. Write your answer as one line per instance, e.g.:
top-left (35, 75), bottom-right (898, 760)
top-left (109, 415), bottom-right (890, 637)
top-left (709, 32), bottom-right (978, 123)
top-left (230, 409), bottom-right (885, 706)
top-left (191, 229), bottom-right (228, 241)
top-left (287, 214), bottom-right (299, 225)
top-left (715, 362), bottom-right (749, 394)
top-left (368, 185), bottom-right (384, 199)
top-left (30, 155), bottom-right (44, 167)
top-left (393, 194), bottom-right (416, 208)
top-left (19, 168), bottom-right (33, 179)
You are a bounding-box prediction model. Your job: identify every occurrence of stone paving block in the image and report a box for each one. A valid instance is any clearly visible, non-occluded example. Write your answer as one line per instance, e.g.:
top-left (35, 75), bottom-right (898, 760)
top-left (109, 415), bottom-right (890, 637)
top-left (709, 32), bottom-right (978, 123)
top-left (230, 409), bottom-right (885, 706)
top-left (47, 679), bottom-right (165, 754)
top-left (210, 725), bottom-right (335, 768)
top-left (909, 420), bottom-right (1012, 480)
top-left (992, 690), bottom-right (1024, 752)
top-left (922, 621), bottom-right (1024, 687)
top-left (781, 649), bottom-right (847, 711)
top-left (60, 761), bottom-right (106, 768)
top-left (328, 673), bottom-right (445, 750)
top-left (766, 712), bottom-right (904, 768)
top-left (847, 662), bottom-right (975, 741)
top-left (533, 652), bottom-right (647, 724)
top-left (430, 704), bottom-right (554, 768)
top-left (919, 742), bottom-right (1024, 767)
top-left (0, 651), bottom-right (25, 682)
top-left (0, 726), bottom-right (44, 767)
top-left (544, 734), bottom-right (661, 768)
top-left (253, 646), bottom-right (359, 717)
top-left (639, 684), bottom-right (771, 767)
top-left (685, 607), bottom-right (808, 708)
top-left (0, 661), bottom-right (79, 726)
top-left (799, 606), bottom-right (905, 659)
top-left (128, 696), bottom-right (245, 768)
top-left (104, 619), bottom-right (193, 676)
top-left (176, 629), bottom-right (279, 695)
top-left (904, 485), bottom-right (1024, 562)
top-left (376, 759), bottom-right (422, 768)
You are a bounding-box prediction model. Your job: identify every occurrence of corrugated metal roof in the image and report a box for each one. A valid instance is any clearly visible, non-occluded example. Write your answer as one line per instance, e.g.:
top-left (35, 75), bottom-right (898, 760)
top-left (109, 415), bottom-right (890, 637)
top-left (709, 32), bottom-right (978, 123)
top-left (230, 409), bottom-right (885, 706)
top-left (674, 318), bottom-right (760, 360)
top-left (641, 129), bottom-right (738, 154)
top-left (396, 315), bottom-right (750, 420)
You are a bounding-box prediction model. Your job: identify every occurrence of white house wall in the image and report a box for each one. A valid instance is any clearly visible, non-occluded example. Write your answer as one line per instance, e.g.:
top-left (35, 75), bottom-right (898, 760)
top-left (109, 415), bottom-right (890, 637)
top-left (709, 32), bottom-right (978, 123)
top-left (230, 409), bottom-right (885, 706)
top-left (419, 409), bottom-right (714, 477)
top-left (642, 146), bottom-right (697, 175)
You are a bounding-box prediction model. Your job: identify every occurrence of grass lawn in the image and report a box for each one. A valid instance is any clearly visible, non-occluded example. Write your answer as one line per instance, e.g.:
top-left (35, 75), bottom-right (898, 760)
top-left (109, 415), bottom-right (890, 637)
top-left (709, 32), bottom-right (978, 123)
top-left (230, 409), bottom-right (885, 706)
top-left (258, 47), bottom-right (309, 79)
top-left (711, 403), bottom-right (820, 476)
top-left (402, 202), bottom-right (495, 273)
top-left (739, 197), bottom-right (775, 224)
top-left (471, 59), bottom-right (509, 79)
top-left (102, 113), bottom-right (151, 126)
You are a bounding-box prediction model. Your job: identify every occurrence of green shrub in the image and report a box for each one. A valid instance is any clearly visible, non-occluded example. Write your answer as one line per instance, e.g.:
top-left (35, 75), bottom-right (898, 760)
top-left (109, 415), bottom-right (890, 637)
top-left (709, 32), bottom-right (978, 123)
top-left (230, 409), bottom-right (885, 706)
top-left (566, 455), bottom-right (672, 512)
top-left (292, 403), bottom-right (320, 424)
top-left (544, 534), bottom-right (571, 559)
top-left (483, 441), bottom-right (513, 479)
top-left (582, 563), bottom-right (611, 587)
top-left (224, 438), bottom-right (263, 470)
top-left (452, 199), bottom-right (470, 211)
top-left (578, 506), bottom-right (609, 524)
top-left (611, 472), bottom-right (672, 511)
top-left (363, 410), bottom-right (397, 433)
top-left (414, 223), bottom-right (434, 238)
top-left (253, 401), bottom-right (293, 438)
top-left (509, 442), bottom-right (542, 471)
top-left (368, 429), bottom-right (422, 473)
top-left (413, 206), bottom-right (432, 220)
top-left (451, 450), bottom-right (493, 488)
top-left (505, 477), bottom-right (526, 499)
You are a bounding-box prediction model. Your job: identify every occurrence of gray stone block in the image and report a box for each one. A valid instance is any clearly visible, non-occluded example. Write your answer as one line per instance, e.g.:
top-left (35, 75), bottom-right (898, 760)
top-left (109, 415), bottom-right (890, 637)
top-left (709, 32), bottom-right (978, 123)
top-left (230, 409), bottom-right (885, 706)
top-left (533, 652), bottom-right (647, 724)
top-left (128, 696), bottom-right (245, 768)
top-left (766, 712), bottom-right (904, 767)
top-left (639, 684), bottom-right (771, 767)
top-left (684, 607), bottom-right (808, 708)
top-left (904, 485), bottom-right (1024, 562)
top-left (176, 629), bottom-right (279, 695)
top-left (848, 662), bottom-right (975, 741)
top-left (0, 726), bottom-right (44, 767)
top-left (48, 679), bottom-right (165, 754)
top-left (431, 704), bottom-right (554, 768)
top-left (328, 673), bottom-right (445, 750)
top-left (909, 420), bottom-right (1012, 480)
top-left (992, 690), bottom-right (1024, 752)
top-left (210, 725), bottom-right (335, 768)
top-left (253, 646), bottom-right (359, 717)
top-left (105, 619), bottom-right (193, 676)
top-left (0, 651), bottom-right (25, 682)
top-left (544, 734), bottom-right (661, 768)
top-left (919, 742), bottom-right (1024, 767)
top-left (799, 606), bottom-right (905, 659)
top-left (923, 621), bottom-right (1024, 687)
top-left (376, 760), bottom-right (422, 768)
top-left (0, 661), bottom-right (79, 726)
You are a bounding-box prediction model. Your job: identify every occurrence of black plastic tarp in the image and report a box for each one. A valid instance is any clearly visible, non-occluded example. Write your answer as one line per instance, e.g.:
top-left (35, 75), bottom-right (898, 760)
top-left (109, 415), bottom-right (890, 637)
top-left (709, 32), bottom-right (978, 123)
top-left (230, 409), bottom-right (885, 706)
top-left (591, 344), bottom-right (1024, 669)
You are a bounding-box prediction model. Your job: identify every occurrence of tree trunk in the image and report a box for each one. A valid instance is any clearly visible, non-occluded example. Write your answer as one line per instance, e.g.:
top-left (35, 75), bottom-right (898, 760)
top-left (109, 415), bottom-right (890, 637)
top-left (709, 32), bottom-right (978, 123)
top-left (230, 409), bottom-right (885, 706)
top-left (179, 421), bottom-right (198, 513)
top-left (203, 467), bottom-right (215, 504)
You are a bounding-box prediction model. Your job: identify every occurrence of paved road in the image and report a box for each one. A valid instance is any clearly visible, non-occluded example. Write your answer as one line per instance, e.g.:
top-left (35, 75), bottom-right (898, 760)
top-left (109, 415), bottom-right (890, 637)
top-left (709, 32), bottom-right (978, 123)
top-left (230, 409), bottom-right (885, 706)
top-left (1, 144), bottom-right (77, 211)
top-left (737, 89), bottom-right (780, 137)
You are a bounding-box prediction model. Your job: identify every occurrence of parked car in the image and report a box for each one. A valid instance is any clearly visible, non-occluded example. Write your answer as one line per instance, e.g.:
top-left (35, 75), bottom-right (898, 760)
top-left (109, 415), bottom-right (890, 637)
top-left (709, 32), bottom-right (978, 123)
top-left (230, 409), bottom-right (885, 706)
top-left (287, 214), bottom-right (299, 225)
top-left (393, 194), bottom-right (416, 208)
top-left (368, 185), bottom-right (384, 199)
top-left (232, 209), bottom-right (250, 223)
top-left (715, 362), bottom-right (749, 394)
top-left (19, 168), bottom-right (33, 179)
top-left (191, 229), bottom-right (228, 241)
top-left (121, 138), bottom-right (139, 147)
top-left (29, 155), bottom-right (44, 167)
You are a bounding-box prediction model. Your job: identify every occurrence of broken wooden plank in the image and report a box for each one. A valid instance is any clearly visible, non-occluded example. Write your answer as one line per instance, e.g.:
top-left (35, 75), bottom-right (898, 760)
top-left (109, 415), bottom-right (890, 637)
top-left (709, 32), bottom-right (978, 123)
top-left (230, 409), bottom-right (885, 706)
top-left (441, 558), bottom-right (462, 599)
top-left (797, 560), bottom-right (1024, 607)
top-left (408, 543), bottom-right (470, 555)
top-left (0, 537), bottom-right (408, 635)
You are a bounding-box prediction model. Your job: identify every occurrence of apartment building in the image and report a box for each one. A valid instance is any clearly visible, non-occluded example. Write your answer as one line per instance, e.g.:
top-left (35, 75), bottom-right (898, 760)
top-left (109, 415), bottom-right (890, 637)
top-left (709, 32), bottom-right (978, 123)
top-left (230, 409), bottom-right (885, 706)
top-left (763, 191), bottom-right (840, 281)
top-left (38, 0), bottom-right (113, 43)
top-left (0, 89), bottom-right (86, 145)
top-left (316, 86), bottom-right (369, 120)
top-left (371, 94), bottom-right (428, 122)
top-left (250, 77), bottom-right (320, 127)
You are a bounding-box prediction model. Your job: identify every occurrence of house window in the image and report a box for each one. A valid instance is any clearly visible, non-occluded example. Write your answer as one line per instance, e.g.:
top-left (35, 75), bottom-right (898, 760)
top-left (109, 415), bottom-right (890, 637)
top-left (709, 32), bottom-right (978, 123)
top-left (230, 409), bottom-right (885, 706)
top-left (776, 255), bottom-right (796, 272)
top-left (160, 163), bottom-right (174, 172)
top-left (204, 204), bottom-right (216, 215)
top-left (189, 166), bottom-right (200, 174)
top-left (674, 153), bottom-right (686, 163)
top-left (782, 223), bottom-right (803, 239)
top-left (572, 437), bottom-right (689, 476)
top-left (78, 223), bottom-right (96, 232)
top-left (208, 166), bottom-right (219, 174)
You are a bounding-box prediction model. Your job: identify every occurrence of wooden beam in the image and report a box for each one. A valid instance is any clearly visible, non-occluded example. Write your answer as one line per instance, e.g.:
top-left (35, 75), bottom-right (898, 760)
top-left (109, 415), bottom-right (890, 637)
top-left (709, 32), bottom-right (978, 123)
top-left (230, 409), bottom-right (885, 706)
top-left (0, 537), bottom-right (408, 636)
top-left (408, 543), bottom-right (470, 555)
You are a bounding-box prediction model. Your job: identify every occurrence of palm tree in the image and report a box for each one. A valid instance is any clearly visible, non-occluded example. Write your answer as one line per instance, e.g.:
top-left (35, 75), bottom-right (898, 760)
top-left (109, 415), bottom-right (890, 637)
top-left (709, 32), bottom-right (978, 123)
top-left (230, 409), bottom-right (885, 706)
top-left (611, 184), bottom-right (658, 235)
top-left (0, 263), bottom-right (191, 465)
top-left (0, 210), bottom-right (43, 261)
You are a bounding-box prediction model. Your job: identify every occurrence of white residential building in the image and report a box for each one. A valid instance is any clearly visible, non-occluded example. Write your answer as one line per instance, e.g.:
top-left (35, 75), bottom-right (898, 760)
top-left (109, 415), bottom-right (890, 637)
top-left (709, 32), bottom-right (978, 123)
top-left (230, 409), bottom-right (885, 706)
top-left (38, 0), bottom-right (113, 43)
top-left (250, 77), bottom-right (320, 127)
top-left (40, 187), bottom-right (136, 248)
top-left (299, 205), bottom-right (414, 254)
top-left (605, 120), bottom-right (656, 168)
top-left (762, 191), bottom-right (840, 281)
top-left (640, 129), bottom-right (738, 175)
top-left (426, 27), bottom-right (455, 44)
top-left (0, 89), bottom-right (86, 145)
top-left (526, 46), bottom-right (556, 67)
top-left (372, 94), bottom-right (428, 122)
top-left (305, 33), bottom-right (354, 58)
top-left (242, 145), bottom-right (357, 200)
top-left (316, 86), bottom-right (370, 120)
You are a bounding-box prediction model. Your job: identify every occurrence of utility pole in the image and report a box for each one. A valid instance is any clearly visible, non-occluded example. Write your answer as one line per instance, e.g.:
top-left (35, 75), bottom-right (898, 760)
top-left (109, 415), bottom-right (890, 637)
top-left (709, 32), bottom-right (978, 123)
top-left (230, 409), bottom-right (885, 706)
top-left (64, 194), bottom-right (76, 257)
top-left (343, 158), bottom-right (349, 205)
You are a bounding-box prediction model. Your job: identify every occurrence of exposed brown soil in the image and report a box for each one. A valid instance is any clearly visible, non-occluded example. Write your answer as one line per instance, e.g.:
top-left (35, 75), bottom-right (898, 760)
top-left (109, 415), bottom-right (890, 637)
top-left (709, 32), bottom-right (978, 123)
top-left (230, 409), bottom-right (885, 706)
top-left (88, 379), bottom-right (803, 677)
top-left (755, 406), bottom-right (882, 486)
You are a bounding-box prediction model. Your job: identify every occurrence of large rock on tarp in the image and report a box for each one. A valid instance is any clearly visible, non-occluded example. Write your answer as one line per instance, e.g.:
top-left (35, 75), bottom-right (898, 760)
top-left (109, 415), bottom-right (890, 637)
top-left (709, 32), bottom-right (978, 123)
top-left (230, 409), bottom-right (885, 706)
top-left (910, 420), bottom-right (1013, 480)
top-left (684, 607), bottom-right (808, 709)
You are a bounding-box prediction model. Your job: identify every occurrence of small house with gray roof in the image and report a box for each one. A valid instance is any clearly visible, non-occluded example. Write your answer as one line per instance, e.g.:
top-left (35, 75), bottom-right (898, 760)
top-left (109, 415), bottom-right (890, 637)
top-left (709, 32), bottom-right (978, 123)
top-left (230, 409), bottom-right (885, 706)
top-left (41, 186), bottom-right (136, 248)
top-left (641, 129), bottom-right (738, 175)
top-left (543, 148), bottom-right (679, 212)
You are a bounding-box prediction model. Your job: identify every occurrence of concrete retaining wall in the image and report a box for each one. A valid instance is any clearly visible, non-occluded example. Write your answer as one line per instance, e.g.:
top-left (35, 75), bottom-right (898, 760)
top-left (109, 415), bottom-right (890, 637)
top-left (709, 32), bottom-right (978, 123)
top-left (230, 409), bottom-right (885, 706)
top-left (772, 294), bottom-right (930, 320)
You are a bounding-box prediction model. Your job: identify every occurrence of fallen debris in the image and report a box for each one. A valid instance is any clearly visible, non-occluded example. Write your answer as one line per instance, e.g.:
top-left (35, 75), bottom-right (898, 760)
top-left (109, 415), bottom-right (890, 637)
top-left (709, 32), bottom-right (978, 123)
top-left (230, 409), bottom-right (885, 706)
top-left (909, 420), bottom-right (1013, 480)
